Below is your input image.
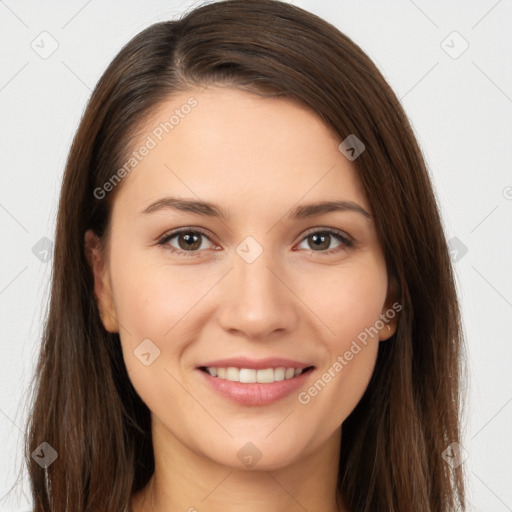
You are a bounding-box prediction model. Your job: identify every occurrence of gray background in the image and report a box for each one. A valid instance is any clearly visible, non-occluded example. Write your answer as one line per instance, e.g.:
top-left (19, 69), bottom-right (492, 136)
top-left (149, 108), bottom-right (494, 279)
top-left (1, 1), bottom-right (511, 510)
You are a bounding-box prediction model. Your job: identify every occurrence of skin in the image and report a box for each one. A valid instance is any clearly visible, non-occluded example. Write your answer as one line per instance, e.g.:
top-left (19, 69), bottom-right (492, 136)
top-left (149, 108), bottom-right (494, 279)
top-left (85, 86), bottom-right (398, 512)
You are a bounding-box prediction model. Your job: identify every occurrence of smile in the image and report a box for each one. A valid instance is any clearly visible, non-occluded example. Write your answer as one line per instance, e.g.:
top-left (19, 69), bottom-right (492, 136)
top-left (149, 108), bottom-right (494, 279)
top-left (201, 366), bottom-right (314, 383)
top-left (197, 365), bottom-right (315, 406)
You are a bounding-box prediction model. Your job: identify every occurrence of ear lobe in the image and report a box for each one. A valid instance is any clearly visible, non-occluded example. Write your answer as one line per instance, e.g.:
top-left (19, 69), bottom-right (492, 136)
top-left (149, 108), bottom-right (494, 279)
top-left (84, 230), bottom-right (119, 333)
top-left (378, 275), bottom-right (401, 341)
top-left (378, 315), bottom-right (398, 341)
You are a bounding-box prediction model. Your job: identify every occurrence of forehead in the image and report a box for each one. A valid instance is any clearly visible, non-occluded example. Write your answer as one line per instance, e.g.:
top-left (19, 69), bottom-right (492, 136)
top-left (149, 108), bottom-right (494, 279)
top-left (112, 86), bottom-right (368, 216)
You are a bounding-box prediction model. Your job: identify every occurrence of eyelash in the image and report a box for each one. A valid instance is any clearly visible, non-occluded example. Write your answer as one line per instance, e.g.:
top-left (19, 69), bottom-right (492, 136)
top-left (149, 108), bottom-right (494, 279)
top-left (157, 227), bottom-right (354, 258)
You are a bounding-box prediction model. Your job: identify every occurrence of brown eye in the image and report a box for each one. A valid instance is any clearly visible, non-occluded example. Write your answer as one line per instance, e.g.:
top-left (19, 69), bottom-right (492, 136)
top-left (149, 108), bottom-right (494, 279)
top-left (307, 233), bottom-right (331, 251)
top-left (158, 228), bottom-right (216, 256)
top-left (297, 229), bottom-right (354, 254)
top-left (176, 232), bottom-right (202, 251)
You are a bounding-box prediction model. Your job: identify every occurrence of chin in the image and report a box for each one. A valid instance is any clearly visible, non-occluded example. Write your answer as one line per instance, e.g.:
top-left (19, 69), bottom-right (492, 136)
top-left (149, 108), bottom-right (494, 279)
top-left (201, 435), bottom-right (313, 472)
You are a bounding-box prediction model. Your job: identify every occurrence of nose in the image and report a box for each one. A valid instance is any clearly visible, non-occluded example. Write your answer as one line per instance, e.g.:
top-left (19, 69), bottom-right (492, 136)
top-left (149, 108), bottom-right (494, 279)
top-left (215, 242), bottom-right (298, 340)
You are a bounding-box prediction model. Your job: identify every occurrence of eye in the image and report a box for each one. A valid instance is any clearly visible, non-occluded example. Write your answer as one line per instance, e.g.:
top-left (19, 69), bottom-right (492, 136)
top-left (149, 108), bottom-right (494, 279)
top-left (157, 227), bottom-right (354, 258)
top-left (296, 229), bottom-right (354, 255)
top-left (157, 228), bottom-right (217, 257)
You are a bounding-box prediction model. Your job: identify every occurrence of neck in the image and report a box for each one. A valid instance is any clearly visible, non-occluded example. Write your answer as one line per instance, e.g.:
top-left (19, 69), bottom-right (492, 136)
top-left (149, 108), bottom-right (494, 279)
top-left (131, 416), bottom-right (347, 512)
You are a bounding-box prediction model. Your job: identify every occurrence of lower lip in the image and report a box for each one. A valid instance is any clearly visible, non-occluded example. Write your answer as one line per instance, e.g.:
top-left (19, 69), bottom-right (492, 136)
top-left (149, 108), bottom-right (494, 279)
top-left (197, 368), bottom-right (314, 406)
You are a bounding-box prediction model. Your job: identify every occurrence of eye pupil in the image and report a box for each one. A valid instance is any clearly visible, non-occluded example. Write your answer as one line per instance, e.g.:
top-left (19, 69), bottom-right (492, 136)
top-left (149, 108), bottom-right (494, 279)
top-left (310, 233), bottom-right (330, 250)
top-left (179, 232), bottom-right (201, 250)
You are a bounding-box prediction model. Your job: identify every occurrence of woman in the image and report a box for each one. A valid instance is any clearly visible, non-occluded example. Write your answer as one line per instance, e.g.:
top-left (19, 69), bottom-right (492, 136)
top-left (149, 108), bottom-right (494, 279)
top-left (23, 0), bottom-right (466, 510)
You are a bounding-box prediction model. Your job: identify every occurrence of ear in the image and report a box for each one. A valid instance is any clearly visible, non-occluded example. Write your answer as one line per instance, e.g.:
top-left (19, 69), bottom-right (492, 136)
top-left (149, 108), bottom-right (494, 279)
top-left (84, 230), bottom-right (119, 333)
top-left (378, 275), bottom-right (401, 341)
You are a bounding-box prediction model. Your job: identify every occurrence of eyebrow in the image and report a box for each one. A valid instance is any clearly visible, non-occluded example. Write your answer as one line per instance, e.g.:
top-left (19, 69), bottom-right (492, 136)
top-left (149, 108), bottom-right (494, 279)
top-left (141, 197), bottom-right (372, 220)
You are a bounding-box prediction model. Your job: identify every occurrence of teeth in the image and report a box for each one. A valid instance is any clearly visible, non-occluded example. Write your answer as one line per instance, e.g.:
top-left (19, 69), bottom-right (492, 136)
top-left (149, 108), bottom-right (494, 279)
top-left (226, 367), bottom-right (239, 381)
top-left (257, 368), bottom-right (274, 383)
top-left (205, 366), bottom-right (306, 383)
top-left (274, 367), bottom-right (285, 381)
top-left (239, 368), bottom-right (257, 383)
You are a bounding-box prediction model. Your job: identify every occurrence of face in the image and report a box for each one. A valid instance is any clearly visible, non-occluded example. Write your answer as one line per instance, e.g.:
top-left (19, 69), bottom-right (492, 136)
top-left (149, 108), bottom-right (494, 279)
top-left (86, 86), bottom-right (397, 471)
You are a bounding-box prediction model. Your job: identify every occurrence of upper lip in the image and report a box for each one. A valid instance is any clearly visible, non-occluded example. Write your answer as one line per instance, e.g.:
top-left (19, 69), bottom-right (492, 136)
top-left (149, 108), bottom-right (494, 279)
top-left (198, 357), bottom-right (314, 370)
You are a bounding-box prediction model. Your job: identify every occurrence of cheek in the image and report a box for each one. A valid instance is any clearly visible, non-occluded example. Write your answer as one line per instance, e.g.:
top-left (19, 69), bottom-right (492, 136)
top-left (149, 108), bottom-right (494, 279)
top-left (105, 239), bottom-right (181, 376)
top-left (110, 260), bottom-right (198, 419)
top-left (110, 246), bottom-right (206, 343)
top-left (109, 251), bottom-right (227, 408)
top-left (294, 263), bottom-right (386, 421)
top-left (302, 259), bottom-right (388, 345)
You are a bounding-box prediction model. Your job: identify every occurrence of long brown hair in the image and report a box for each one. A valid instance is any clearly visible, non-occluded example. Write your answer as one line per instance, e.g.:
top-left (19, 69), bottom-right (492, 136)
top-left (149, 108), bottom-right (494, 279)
top-left (20, 1), bottom-right (466, 510)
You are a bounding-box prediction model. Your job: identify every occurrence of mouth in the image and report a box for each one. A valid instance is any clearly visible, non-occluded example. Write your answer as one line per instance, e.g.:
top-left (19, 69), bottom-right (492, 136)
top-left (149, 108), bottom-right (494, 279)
top-left (199, 365), bottom-right (315, 383)
top-left (196, 360), bottom-right (316, 405)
